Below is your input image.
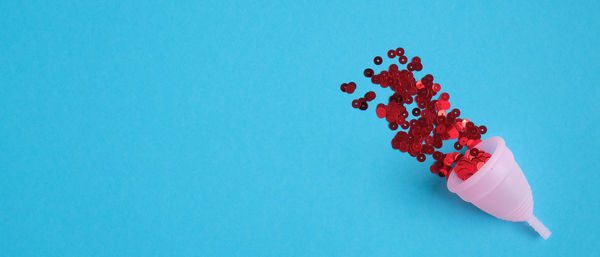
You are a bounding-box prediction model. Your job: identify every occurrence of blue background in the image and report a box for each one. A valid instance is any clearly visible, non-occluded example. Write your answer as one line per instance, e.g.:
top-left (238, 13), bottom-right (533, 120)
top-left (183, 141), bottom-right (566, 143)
top-left (1, 1), bottom-right (599, 256)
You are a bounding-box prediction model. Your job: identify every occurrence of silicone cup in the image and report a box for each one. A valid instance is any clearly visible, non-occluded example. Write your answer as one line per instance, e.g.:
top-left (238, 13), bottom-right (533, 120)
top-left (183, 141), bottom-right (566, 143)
top-left (447, 136), bottom-right (551, 239)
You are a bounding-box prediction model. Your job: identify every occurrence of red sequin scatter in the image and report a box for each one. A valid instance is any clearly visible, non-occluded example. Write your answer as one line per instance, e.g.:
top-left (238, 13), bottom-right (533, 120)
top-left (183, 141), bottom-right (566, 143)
top-left (338, 46), bottom-right (491, 180)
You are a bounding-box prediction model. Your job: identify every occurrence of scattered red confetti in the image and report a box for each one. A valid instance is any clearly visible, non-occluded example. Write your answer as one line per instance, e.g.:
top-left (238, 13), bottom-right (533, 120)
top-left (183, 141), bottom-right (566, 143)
top-left (339, 46), bottom-right (491, 180)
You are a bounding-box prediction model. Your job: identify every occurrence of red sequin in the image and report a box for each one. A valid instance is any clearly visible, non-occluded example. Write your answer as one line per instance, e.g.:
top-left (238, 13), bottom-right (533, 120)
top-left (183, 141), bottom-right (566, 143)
top-left (395, 47), bottom-right (405, 56)
top-left (365, 91), bottom-right (376, 101)
top-left (376, 104), bottom-right (387, 118)
top-left (412, 108), bottom-right (421, 117)
top-left (440, 92), bottom-right (449, 101)
top-left (479, 126), bottom-right (487, 134)
top-left (344, 82), bottom-right (356, 94)
top-left (400, 121), bottom-right (410, 129)
top-left (359, 101), bottom-right (368, 110)
top-left (374, 56), bottom-right (383, 65)
top-left (399, 56), bottom-right (408, 64)
top-left (387, 50), bottom-right (396, 58)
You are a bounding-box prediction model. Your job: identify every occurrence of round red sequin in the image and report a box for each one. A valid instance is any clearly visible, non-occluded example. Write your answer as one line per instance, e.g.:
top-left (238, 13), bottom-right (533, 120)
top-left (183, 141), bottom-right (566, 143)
top-left (411, 143), bottom-right (423, 152)
top-left (425, 136), bottom-right (434, 145)
top-left (433, 151), bottom-right (444, 161)
top-left (450, 109), bottom-right (460, 117)
top-left (433, 138), bottom-right (443, 149)
top-left (395, 47), bottom-right (405, 56)
top-left (414, 62), bottom-right (423, 71)
top-left (339, 48), bottom-right (491, 181)
top-left (430, 164), bottom-right (440, 173)
top-left (399, 55), bottom-right (408, 64)
top-left (436, 124), bottom-right (446, 133)
top-left (422, 145), bottom-right (434, 155)
top-left (399, 142), bottom-right (409, 152)
top-left (359, 101), bottom-right (368, 110)
top-left (374, 56), bottom-right (383, 65)
top-left (454, 141), bottom-right (463, 150)
top-left (345, 82), bottom-right (356, 94)
top-left (479, 126), bottom-right (487, 134)
top-left (376, 104), bottom-right (387, 118)
top-left (400, 121), bottom-right (410, 129)
top-left (412, 108), bottom-right (421, 117)
top-left (365, 91), bottom-right (376, 101)
top-left (387, 50), bottom-right (396, 58)
top-left (401, 110), bottom-right (409, 118)
top-left (440, 92), bottom-right (449, 101)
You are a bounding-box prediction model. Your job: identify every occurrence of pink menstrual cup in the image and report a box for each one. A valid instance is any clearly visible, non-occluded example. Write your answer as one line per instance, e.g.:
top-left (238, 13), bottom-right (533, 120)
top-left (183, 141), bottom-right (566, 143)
top-left (447, 136), bottom-right (551, 239)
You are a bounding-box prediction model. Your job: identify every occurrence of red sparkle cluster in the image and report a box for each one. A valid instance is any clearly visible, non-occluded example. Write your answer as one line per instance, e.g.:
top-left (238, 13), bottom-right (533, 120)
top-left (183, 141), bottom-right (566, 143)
top-left (454, 148), bottom-right (491, 180)
top-left (340, 47), bottom-right (491, 180)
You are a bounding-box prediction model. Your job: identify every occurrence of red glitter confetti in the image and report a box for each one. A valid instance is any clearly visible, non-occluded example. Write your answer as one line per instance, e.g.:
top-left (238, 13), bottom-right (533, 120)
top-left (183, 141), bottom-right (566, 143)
top-left (374, 56), bottom-right (383, 65)
top-left (399, 55), bottom-right (408, 64)
top-left (387, 50), bottom-right (396, 58)
top-left (395, 47), bottom-right (405, 56)
top-left (341, 82), bottom-right (356, 94)
top-left (359, 101), bottom-right (368, 110)
top-left (338, 46), bottom-right (491, 180)
top-left (376, 104), bottom-right (387, 118)
top-left (479, 126), bottom-right (487, 134)
top-left (365, 91), bottom-right (376, 101)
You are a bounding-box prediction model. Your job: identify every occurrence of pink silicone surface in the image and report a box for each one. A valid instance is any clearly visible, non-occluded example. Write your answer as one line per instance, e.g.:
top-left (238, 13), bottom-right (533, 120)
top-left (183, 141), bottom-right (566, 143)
top-left (447, 136), bottom-right (551, 239)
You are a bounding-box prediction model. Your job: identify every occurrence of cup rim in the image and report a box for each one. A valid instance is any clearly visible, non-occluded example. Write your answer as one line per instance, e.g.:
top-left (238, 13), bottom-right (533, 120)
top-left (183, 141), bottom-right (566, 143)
top-left (447, 136), bottom-right (506, 193)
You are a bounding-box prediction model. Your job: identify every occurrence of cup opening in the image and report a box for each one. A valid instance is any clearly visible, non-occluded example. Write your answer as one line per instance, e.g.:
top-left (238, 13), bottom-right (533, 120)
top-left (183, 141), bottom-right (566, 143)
top-left (447, 136), bottom-right (506, 193)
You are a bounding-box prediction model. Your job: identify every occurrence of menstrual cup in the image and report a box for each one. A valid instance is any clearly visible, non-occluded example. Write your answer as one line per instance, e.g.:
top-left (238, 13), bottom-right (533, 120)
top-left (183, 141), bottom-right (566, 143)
top-left (447, 136), bottom-right (551, 239)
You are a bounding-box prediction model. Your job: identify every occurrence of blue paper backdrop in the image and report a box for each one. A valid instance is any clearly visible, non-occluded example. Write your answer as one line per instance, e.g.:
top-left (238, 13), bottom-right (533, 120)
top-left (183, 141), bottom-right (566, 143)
top-left (2, 1), bottom-right (599, 256)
